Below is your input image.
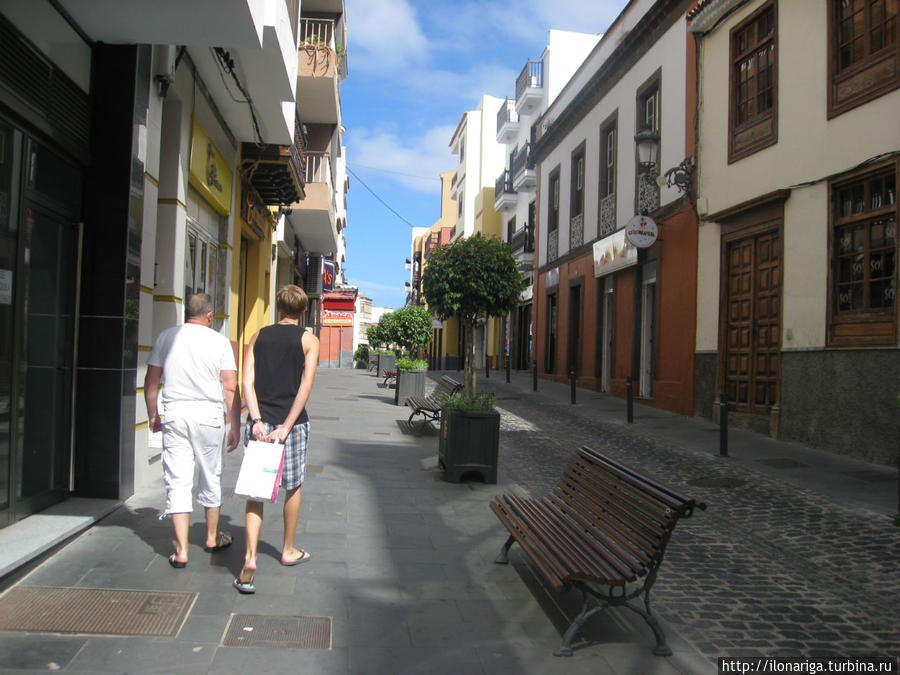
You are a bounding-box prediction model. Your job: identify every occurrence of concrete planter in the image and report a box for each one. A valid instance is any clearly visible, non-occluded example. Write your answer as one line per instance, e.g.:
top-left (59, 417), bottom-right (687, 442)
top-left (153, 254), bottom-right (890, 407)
top-left (395, 368), bottom-right (426, 405)
top-left (439, 408), bottom-right (500, 483)
top-left (376, 353), bottom-right (396, 375)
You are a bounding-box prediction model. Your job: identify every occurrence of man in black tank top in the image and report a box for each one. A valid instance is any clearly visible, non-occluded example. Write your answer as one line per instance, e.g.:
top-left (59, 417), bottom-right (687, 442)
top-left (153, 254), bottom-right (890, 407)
top-left (234, 285), bottom-right (319, 594)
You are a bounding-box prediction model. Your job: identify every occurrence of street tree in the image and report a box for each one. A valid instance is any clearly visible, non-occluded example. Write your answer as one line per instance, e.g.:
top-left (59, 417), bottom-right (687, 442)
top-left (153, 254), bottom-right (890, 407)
top-left (392, 304), bottom-right (433, 357)
top-left (422, 234), bottom-right (525, 395)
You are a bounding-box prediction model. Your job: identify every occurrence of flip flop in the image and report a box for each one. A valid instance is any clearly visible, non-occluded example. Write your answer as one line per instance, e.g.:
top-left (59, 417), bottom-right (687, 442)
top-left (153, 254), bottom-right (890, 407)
top-left (203, 532), bottom-right (233, 553)
top-left (280, 550), bottom-right (311, 566)
top-left (168, 553), bottom-right (187, 569)
top-left (233, 574), bottom-right (255, 594)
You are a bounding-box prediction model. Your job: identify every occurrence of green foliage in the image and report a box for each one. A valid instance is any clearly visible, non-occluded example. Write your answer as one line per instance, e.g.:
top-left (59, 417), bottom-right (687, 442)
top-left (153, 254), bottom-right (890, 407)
top-left (392, 305), bottom-right (433, 355)
top-left (353, 343), bottom-right (369, 365)
top-left (396, 357), bottom-right (428, 371)
top-left (422, 235), bottom-right (526, 323)
top-left (376, 311), bottom-right (400, 348)
top-left (366, 323), bottom-right (384, 347)
top-left (441, 391), bottom-right (495, 411)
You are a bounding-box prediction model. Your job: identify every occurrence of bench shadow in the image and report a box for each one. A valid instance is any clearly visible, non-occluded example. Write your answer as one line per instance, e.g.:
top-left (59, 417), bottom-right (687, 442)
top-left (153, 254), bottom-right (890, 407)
top-left (394, 419), bottom-right (438, 436)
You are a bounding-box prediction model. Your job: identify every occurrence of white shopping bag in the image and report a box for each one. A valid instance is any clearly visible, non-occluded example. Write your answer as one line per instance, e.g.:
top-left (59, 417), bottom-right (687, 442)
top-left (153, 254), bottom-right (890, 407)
top-left (234, 440), bottom-right (285, 502)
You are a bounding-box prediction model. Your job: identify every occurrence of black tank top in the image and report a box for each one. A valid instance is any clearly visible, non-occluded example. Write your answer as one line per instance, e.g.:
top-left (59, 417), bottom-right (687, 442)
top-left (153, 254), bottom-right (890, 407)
top-left (253, 324), bottom-right (308, 427)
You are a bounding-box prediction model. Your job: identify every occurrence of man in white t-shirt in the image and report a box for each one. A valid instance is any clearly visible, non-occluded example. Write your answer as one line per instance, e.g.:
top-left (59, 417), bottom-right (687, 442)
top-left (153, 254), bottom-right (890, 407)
top-left (144, 293), bottom-right (241, 569)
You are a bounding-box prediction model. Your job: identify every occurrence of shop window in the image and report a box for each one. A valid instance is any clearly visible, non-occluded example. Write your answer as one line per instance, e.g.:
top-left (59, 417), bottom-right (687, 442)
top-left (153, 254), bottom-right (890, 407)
top-left (829, 163), bottom-right (897, 346)
top-left (729, 2), bottom-right (778, 162)
top-left (829, 0), bottom-right (899, 117)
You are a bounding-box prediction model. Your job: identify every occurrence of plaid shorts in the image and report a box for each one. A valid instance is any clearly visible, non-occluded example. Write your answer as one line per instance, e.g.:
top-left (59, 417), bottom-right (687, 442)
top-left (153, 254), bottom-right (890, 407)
top-left (245, 419), bottom-right (309, 490)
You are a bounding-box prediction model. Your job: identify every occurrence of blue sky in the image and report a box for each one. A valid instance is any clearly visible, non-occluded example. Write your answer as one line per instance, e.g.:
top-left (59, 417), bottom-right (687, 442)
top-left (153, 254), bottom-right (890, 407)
top-left (341, 0), bottom-right (626, 310)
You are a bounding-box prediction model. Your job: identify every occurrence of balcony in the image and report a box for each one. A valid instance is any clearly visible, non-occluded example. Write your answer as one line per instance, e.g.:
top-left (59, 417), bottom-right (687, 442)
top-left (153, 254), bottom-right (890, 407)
top-left (509, 222), bottom-right (535, 255)
top-left (297, 17), bottom-right (343, 124)
top-left (496, 98), bottom-right (519, 144)
top-left (286, 151), bottom-right (338, 254)
top-left (547, 229), bottom-right (558, 262)
top-left (240, 116), bottom-right (305, 205)
top-left (569, 213), bottom-right (584, 250)
top-left (515, 60), bottom-right (543, 115)
top-left (494, 169), bottom-right (516, 211)
top-left (511, 142), bottom-right (535, 191)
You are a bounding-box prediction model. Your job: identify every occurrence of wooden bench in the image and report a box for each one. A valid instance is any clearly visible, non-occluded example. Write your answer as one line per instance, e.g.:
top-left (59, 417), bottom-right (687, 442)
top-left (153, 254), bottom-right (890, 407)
top-left (405, 375), bottom-right (462, 429)
top-left (490, 446), bottom-right (706, 657)
top-left (382, 368), bottom-right (397, 387)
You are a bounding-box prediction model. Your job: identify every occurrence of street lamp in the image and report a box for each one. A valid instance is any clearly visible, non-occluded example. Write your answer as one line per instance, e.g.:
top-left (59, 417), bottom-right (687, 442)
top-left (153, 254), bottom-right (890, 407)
top-left (634, 129), bottom-right (660, 171)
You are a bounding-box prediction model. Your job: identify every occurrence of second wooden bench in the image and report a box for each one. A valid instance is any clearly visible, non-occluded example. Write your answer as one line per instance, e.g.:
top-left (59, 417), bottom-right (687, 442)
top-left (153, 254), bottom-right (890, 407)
top-left (405, 375), bottom-right (462, 429)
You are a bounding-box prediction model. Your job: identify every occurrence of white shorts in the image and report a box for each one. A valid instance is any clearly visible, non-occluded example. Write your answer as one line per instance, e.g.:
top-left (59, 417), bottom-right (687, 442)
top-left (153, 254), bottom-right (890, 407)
top-left (161, 412), bottom-right (225, 515)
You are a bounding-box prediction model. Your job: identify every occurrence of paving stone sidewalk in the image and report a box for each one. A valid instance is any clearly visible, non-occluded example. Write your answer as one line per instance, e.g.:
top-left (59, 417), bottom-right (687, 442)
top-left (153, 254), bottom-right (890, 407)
top-left (467, 369), bottom-right (900, 663)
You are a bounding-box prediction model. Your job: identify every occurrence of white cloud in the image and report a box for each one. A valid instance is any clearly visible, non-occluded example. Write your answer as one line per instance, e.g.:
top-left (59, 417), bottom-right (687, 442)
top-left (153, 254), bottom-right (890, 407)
top-left (349, 124), bottom-right (458, 193)
top-left (347, 0), bottom-right (429, 71)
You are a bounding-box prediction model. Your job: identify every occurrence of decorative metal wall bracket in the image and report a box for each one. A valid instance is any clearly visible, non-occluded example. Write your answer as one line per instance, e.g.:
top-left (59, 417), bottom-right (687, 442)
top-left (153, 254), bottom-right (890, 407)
top-left (661, 156), bottom-right (696, 204)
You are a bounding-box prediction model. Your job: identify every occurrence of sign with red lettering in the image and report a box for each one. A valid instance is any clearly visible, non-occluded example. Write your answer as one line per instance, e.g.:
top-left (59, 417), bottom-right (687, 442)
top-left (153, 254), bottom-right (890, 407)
top-left (624, 214), bottom-right (658, 248)
top-left (322, 309), bottom-right (353, 326)
top-left (322, 260), bottom-right (335, 292)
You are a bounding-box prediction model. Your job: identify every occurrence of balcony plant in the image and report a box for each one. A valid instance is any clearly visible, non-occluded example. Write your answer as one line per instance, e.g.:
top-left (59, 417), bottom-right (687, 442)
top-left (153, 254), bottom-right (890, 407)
top-left (422, 234), bottom-right (525, 483)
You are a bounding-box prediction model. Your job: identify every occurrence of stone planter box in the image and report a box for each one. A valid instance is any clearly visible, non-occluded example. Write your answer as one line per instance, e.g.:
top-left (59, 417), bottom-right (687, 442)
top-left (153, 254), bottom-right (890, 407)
top-left (439, 408), bottom-right (500, 483)
top-left (376, 353), bottom-right (396, 375)
top-left (395, 368), bottom-right (426, 405)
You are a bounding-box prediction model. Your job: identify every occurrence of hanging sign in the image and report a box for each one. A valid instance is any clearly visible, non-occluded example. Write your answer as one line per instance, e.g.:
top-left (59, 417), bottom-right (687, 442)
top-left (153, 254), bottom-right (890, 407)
top-left (322, 260), bottom-right (335, 292)
top-left (624, 214), bottom-right (658, 248)
top-left (593, 229), bottom-right (638, 277)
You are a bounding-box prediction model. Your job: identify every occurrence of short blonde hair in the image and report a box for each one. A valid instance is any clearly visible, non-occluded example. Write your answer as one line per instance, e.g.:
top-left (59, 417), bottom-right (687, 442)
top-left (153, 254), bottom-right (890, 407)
top-left (276, 284), bottom-right (308, 318)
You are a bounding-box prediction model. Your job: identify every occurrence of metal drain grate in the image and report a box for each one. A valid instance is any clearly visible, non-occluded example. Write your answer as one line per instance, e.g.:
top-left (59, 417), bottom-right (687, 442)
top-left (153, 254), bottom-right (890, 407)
top-left (0, 587), bottom-right (196, 637)
top-left (223, 614), bottom-right (332, 649)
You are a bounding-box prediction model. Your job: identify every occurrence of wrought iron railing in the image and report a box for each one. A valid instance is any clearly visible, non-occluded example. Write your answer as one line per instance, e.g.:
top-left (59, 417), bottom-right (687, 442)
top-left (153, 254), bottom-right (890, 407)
top-left (637, 171), bottom-right (660, 215)
top-left (511, 142), bottom-right (533, 180)
top-left (516, 60), bottom-right (543, 101)
top-left (598, 193), bottom-right (616, 238)
top-left (495, 169), bottom-right (514, 199)
top-left (547, 229), bottom-right (558, 262)
top-left (496, 97), bottom-right (518, 136)
top-left (569, 213), bottom-right (584, 250)
top-left (510, 222), bottom-right (535, 253)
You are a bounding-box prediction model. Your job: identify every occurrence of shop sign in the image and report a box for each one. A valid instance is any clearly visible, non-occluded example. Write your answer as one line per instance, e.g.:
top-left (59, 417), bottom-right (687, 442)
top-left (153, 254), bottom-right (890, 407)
top-left (323, 260), bottom-right (335, 292)
top-left (322, 309), bottom-right (353, 326)
top-left (625, 214), bottom-right (658, 248)
top-left (593, 229), bottom-right (638, 277)
top-left (189, 117), bottom-right (233, 216)
top-left (520, 284), bottom-right (533, 302)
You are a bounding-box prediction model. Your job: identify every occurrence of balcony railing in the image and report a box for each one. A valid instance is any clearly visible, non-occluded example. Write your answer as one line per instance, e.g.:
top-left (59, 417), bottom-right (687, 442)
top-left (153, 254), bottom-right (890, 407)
top-left (511, 143), bottom-right (533, 180)
top-left (599, 193), bottom-right (617, 238)
top-left (569, 213), bottom-right (584, 250)
top-left (547, 229), bottom-right (558, 262)
top-left (240, 115), bottom-right (304, 205)
top-left (495, 169), bottom-right (514, 199)
top-left (301, 18), bottom-right (335, 48)
top-left (510, 222), bottom-right (534, 253)
top-left (516, 60), bottom-right (543, 101)
top-left (496, 97), bottom-right (518, 136)
top-left (304, 151), bottom-right (332, 186)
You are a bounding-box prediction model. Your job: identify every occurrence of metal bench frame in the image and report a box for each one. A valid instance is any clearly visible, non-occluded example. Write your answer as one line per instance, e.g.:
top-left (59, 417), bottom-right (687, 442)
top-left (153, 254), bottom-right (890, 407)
top-left (405, 376), bottom-right (462, 429)
top-left (490, 446), bottom-right (705, 657)
top-left (382, 368), bottom-right (397, 386)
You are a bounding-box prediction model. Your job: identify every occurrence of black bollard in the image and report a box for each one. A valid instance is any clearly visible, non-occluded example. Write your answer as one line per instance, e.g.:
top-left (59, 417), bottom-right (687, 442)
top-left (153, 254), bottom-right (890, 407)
top-left (719, 392), bottom-right (729, 456)
top-left (485, 357), bottom-right (489, 379)
top-left (506, 354), bottom-right (510, 383)
top-left (569, 369), bottom-right (576, 404)
top-left (626, 376), bottom-right (634, 424)
top-left (532, 359), bottom-right (538, 392)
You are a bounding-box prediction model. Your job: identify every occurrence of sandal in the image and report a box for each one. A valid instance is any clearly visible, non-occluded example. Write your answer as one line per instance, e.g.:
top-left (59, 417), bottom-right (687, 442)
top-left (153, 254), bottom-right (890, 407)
top-left (168, 553), bottom-right (187, 569)
top-left (233, 573), bottom-right (255, 594)
top-left (280, 549), bottom-right (311, 566)
top-left (203, 531), bottom-right (233, 553)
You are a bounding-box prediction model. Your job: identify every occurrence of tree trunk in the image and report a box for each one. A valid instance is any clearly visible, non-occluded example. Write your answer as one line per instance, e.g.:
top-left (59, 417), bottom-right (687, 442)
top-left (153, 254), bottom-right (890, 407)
top-left (464, 316), bottom-right (476, 396)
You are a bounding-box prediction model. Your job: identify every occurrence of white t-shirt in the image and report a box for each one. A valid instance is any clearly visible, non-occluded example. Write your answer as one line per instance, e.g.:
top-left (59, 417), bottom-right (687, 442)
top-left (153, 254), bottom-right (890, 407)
top-left (147, 323), bottom-right (237, 416)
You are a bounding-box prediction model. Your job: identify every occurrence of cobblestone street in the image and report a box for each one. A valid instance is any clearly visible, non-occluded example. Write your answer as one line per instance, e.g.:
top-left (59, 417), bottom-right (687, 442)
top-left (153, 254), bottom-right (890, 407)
top-left (470, 371), bottom-right (900, 662)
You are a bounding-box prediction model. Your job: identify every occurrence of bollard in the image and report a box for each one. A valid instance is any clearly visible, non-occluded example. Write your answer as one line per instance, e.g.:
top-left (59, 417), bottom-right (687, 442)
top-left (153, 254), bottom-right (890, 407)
top-left (485, 358), bottom-right (489, 379)
top-left (506, 355), bottom-right (510, 383)
top-left (569, 369), bottom-right (576, 404)
top-left (532, 360), bottom-right (538, 392)
top-left (719, 392), bottom-right (728, 456)
top-left (626, 376), bottom-right (634, 424)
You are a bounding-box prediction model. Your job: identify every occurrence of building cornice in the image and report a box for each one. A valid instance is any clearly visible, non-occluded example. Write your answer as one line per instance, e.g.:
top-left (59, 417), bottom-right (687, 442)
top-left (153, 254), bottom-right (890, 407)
top-left (533, 0), bottom-right (694, 165)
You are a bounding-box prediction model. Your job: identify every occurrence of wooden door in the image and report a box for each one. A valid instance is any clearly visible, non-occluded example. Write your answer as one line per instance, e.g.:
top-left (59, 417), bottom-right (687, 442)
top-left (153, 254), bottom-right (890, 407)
top-left (723, 231), bottom-right (781, 413)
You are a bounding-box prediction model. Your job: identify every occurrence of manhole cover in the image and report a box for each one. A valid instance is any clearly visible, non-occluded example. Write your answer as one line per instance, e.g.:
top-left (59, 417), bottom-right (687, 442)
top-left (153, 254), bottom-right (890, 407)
top-left (687, 475), bottom-right (747, 488)
top-left (843, 470), bottom-right (896, 483)
top-left (223, 614), bottom-right (332, 649)
top-left (0, 587), bottom-right (195, 637)
top-left (755, 457), bottom-right (808, 469)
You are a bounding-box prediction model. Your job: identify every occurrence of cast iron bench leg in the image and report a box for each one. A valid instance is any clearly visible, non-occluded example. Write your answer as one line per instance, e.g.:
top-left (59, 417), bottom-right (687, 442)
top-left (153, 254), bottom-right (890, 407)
top-left (494, 535), bottom-right (515, 564)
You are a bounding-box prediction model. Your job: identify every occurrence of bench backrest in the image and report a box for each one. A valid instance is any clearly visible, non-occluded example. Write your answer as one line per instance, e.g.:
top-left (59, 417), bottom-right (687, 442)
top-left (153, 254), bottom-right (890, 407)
top-left (431, 376), bottom-right (462, 401)
top-left (549, 446), bottom-right (704, 581)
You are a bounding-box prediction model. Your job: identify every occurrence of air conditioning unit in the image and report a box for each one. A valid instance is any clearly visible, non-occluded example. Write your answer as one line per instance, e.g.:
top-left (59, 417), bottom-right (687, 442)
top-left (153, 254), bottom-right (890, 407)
top-left (305, 254), bottom-right (323, 297)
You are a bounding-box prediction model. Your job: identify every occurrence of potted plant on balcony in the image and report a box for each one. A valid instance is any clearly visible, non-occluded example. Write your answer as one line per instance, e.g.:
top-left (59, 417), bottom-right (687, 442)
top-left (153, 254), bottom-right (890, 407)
top-left (422, 234), bottom-right (525, 482)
